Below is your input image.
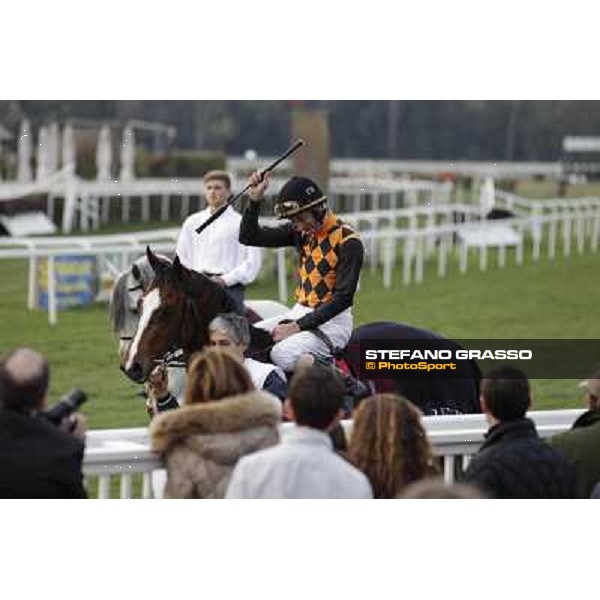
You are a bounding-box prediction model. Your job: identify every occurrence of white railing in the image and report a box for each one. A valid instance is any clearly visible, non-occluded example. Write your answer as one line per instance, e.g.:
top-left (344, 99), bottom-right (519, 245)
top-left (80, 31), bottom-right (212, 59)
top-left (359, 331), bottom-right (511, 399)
top-left (83, 408), bottom-right (584, 498)
top-left (356, 206), bottom-right (600, 288)
top-left (62, 176), bottom-right (452, 233)
top-left (228, 156), bottom-right (562, 180)
top-left (0, 203), bottom-right (476, 324)
top-left (1, 172), bottom-right (452, 233)
top-left (2, 198), bottom-right (600, 323)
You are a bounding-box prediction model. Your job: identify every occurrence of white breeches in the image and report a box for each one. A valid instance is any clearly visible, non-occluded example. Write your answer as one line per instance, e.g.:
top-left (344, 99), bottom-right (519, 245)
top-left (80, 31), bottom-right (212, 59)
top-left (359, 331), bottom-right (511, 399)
top-left (254, 303), bottom-right (353, 372)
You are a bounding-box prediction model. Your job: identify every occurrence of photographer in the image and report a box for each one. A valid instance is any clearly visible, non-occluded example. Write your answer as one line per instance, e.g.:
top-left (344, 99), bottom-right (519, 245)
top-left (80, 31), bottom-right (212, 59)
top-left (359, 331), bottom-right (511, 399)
top-left (0, 348), bottom-right (87, 499)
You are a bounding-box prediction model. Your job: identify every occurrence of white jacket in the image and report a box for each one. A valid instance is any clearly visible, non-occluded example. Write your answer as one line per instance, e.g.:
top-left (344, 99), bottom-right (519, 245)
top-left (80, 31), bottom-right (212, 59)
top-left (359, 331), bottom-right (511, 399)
top-left (226, 426), bottom-right (373, 499)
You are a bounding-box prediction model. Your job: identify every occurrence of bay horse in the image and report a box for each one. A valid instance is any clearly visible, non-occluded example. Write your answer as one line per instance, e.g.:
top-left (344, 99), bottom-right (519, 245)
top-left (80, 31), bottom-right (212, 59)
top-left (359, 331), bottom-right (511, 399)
top-left (109, 252), bottom-right (190, 401)
top-left (120, 247), bottom-right (481, 415)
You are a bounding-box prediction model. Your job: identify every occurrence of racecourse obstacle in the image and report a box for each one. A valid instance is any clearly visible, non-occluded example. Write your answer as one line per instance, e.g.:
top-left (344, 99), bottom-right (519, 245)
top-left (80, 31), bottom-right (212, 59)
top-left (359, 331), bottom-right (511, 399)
top-left (83, 408), bottom-right (585, 498)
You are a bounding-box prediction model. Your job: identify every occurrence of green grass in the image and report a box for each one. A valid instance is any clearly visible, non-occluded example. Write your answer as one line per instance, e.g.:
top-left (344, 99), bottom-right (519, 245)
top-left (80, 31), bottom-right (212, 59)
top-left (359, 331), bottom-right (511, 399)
top-left (1, 235), bottom-right (598, 425)
top-left (514, 179), bottom-right (600, 199)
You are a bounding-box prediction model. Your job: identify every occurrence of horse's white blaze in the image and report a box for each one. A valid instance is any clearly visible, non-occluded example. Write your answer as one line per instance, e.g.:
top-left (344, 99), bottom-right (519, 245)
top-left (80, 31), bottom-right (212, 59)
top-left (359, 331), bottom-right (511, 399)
top-left (125, 288), bottom-right (161, 371)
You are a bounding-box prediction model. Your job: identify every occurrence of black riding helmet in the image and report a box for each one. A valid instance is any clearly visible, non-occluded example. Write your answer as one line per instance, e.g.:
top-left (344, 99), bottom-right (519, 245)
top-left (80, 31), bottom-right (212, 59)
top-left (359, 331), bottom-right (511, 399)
top-left (274, 176), bottom-right (327, 219)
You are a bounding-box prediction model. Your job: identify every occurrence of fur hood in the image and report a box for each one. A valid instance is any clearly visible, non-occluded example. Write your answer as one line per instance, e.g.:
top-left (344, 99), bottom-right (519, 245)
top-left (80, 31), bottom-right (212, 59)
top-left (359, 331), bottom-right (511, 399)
top-left (150, 390), bottom-right (281, 453)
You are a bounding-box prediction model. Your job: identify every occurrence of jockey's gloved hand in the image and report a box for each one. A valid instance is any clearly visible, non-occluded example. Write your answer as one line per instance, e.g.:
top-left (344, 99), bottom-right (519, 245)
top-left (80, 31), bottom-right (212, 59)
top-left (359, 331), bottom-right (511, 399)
top-left (247, 170), bottom-right (270, 202)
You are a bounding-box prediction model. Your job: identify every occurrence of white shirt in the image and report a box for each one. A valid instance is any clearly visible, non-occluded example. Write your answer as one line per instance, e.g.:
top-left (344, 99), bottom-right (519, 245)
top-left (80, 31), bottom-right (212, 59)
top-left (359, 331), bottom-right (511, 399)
top-left (225, 426), bottom-right (373, 499)
top-left (176, 206), bottom-right (262, 287)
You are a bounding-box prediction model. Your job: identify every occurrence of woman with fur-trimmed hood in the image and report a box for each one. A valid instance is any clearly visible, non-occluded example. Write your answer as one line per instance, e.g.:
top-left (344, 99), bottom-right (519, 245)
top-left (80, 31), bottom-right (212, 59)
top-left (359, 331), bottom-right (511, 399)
top-left (150, 348), bottom-right (281, 499)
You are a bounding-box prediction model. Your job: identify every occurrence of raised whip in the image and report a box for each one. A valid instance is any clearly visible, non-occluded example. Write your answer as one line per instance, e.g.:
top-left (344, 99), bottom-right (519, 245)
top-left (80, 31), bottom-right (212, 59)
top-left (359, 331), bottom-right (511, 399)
top-left (195, 138), bottom-right (305, 235)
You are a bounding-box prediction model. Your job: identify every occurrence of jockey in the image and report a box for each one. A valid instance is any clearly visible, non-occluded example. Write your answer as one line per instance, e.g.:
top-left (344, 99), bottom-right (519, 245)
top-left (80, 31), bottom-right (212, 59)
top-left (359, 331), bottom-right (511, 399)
top-left (240, 171), bottom-right (365, 373)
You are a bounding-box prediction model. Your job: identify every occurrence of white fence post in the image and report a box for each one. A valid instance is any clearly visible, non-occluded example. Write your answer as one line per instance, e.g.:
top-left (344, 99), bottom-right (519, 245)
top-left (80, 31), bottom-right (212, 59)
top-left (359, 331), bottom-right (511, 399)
top-left (98, 476), bottom-right (111, 499)
top-left (120, 473), bottom-right (133, 499)
top-left (28, 255), bottom-right (38, 310)
top-left (48, 255), bottom-right (57, 326)
top-left (443, 455), bottom-right (456, 484)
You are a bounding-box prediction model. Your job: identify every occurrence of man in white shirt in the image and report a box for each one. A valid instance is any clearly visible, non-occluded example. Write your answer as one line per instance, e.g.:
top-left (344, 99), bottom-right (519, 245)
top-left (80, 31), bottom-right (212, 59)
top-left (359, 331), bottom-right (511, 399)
top-left (176, 170), bottom-right (262, 314)
top-left (226, 364), bottom-right (373, 499)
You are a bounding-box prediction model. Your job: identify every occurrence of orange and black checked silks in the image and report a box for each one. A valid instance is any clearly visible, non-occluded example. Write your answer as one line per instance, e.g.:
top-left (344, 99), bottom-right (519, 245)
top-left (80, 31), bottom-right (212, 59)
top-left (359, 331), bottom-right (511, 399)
top-left (295, 212), bottom-right (360, 308)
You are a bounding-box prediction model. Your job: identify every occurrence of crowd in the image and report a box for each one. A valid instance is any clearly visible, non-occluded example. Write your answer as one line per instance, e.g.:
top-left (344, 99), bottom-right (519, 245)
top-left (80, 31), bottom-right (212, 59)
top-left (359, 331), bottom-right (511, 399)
top-left (2, 343), bottom-right (600, 499)
top-left (1, 169), bottom-right (599, 499)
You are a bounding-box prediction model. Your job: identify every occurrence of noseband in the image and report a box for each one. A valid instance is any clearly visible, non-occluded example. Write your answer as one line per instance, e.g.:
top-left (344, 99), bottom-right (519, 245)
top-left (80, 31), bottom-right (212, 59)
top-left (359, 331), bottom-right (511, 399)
top-left (153, 347), bottom-right (187, 370)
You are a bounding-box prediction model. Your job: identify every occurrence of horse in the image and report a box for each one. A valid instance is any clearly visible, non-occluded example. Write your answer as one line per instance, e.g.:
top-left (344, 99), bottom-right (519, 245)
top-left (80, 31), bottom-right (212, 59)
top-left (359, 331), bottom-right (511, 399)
top-left (109, 251), bottom-right (280, 403)
top-left (119, 246), bottom-right (482, 415)
top-left (109, 252), bottom-right (188, 401)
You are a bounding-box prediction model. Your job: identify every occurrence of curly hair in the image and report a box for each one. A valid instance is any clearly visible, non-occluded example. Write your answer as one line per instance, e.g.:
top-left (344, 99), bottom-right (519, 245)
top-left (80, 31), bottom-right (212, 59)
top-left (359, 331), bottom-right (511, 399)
top-left (184, 347), bottom-right (254, 405)
top-left (348, 394), bottom-right (437, 499)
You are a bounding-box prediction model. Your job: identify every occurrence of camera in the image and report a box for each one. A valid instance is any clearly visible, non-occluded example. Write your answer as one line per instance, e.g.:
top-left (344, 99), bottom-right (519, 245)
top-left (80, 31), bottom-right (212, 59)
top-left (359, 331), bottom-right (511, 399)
top-left (40, 389), bottom-right (87, 426)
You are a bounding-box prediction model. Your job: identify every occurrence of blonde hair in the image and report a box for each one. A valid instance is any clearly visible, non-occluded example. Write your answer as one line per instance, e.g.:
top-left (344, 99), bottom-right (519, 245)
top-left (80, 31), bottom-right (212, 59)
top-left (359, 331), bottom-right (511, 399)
top-left (348, 394), bottom-right (437, 499)
top-left (184, 347), bottom-right (253, 405)
top-left (203, 170), bottom-right (231, 189)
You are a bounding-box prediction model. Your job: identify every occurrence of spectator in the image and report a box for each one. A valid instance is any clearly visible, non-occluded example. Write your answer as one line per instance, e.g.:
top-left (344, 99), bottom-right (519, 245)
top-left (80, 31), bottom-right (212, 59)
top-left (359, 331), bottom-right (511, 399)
top-left (226, 364), bottom-right (372, 498)
top-left (549, 371), bottom-right (600, 498)
top-left (175, 170), bottom-right (262, 315)
top-left (145, 313), bottom-right (289, 416)
top-left (209, 313), bottom-right (288, 401)
top-left (149, 347), bottom-right (281, 499)
top-left (399, 477), bottom-right (482, 499)
top-left (0, 348), bottom-right (87, 499)
top-left (347, 394), bottom-right (438, 498)
top-left (463, 367), bottom-right (576, 498)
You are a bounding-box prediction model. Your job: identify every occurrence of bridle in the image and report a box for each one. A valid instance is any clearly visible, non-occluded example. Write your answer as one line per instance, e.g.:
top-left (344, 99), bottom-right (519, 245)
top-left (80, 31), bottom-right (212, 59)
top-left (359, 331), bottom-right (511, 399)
top-left (134, 284), bottom-right (202, 377)
top-left (153, 347), bottom-right (187, 370)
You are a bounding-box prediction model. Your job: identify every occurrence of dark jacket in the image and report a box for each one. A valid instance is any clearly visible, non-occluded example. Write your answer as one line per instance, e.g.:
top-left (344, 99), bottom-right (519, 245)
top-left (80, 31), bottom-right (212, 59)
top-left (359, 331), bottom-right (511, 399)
top-left (463, 418), bottom-right (576, 499)
top-left (549, 410), bottom-right (600, 498)
top-left (0, 409), bottom-right (87, 499)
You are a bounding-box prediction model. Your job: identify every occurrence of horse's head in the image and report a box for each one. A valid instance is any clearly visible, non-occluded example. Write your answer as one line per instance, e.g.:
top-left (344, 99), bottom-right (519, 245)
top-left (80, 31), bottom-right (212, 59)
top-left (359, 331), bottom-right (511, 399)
top-left (121, 246), bottom-right (236, 383)
top-left (109, 252), bottom-right (170, 361)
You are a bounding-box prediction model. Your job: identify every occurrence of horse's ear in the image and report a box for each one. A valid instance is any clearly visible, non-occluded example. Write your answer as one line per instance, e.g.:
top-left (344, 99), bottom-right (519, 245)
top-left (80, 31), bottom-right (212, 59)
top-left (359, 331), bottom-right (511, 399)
top-left (172, 254), bottom-right (189, 284)
top-left (146, 246), bottom-right (165, 274)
